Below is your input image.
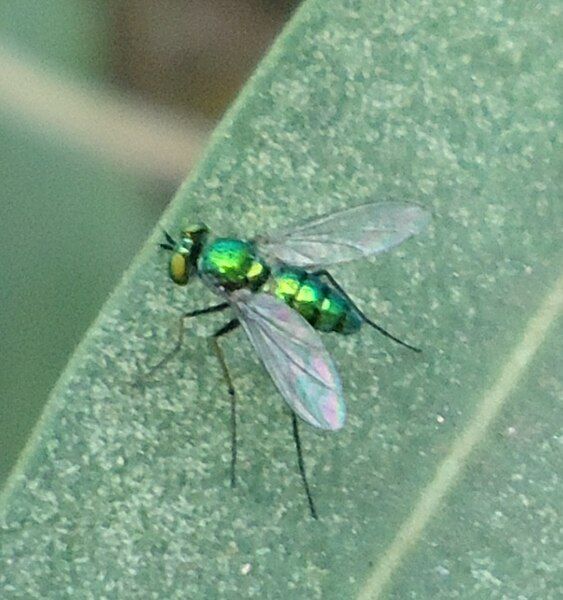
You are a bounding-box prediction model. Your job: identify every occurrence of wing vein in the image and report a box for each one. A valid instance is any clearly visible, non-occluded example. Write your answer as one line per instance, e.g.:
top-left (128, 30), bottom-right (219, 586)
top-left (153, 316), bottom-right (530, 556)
top-left (256, 324), bottom-right (334, 390)
top-left (232, 291), bottom-right (346, 431)
top-left (257, 201), bottom-right (430, 268)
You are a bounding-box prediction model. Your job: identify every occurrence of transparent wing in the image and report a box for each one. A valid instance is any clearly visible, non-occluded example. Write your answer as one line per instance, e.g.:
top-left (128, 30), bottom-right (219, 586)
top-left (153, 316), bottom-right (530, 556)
top-left (230, 290), bottom-right (345, 430)
top-left (256, 201), bottom-right (431, 268)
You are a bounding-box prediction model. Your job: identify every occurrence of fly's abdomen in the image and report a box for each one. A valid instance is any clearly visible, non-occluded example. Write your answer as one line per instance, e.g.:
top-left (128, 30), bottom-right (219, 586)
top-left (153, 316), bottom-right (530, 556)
top-left (269, 267), bottom-right (361, 334)
top-left (199, 238), bottom-right (270, 291)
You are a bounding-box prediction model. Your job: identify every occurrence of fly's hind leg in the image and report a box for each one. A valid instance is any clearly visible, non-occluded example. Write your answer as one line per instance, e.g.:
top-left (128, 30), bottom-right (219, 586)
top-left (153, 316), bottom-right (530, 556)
top-left (313, 269), bottom-right (421, 352)
top-left (209, 318), bottom-right (241, 488)
top-left (291, 412), bottom-right (318, 520)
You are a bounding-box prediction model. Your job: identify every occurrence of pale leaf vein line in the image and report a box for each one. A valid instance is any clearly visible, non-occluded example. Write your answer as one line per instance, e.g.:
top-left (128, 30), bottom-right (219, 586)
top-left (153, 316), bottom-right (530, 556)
top-left (358, 272), bottom-right (563, 600)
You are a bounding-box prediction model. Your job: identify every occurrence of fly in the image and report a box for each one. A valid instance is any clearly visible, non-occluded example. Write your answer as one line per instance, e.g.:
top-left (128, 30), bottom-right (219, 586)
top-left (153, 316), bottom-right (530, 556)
top-left (157, 202), bottom-right (431, 518)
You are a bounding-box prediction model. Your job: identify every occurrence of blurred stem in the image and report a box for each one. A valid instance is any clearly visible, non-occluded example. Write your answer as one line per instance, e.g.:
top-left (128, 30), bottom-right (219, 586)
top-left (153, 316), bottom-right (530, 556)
top-left (0, 43), bottom-right (212, 182)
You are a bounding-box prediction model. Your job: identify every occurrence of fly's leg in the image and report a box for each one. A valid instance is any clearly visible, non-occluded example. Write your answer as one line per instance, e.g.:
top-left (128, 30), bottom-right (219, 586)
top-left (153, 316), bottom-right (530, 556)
top-left (314, 269), bottom-right (421, 353)
top-left (145, 302), bottom-right (230, 377)
top-left (291, 413), bottom-right (318, 520)
top-left (209, 318), bottom-right (241, 488)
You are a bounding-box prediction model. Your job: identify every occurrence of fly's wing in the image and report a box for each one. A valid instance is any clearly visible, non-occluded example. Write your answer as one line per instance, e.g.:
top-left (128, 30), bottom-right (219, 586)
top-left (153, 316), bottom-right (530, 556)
top-left (230, 290), bottom-right (345, 430)
top-left (256, 201), bottom-right (430, 268)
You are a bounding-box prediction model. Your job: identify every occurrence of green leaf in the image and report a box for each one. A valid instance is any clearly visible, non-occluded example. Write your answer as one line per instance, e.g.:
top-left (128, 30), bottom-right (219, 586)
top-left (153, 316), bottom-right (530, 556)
top-left (1, 0), bottom-right (561, 598)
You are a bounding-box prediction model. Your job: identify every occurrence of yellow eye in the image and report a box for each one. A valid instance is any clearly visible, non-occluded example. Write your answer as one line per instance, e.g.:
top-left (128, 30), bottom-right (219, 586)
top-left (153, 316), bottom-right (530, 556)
top-left (169, 252), bottom-right (189, 285)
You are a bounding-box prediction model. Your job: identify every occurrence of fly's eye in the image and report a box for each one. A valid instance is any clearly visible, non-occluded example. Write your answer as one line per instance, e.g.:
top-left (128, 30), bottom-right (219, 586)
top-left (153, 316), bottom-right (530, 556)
top-left (169, 251), bottom-right (189, 285)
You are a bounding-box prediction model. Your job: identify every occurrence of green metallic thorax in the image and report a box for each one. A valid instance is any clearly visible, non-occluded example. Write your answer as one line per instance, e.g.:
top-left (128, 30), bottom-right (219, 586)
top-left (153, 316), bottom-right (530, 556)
top-left (198, 238), bottom-right (270, 291)
top-left (199, 238), bottom-right (361, 334)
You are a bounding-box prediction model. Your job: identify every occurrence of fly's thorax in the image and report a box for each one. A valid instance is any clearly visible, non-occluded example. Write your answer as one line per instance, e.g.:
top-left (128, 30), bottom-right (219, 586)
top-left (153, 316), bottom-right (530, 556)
top-left (198, 237), bottom-right (270, 291)
top-left (267, 267), bottom-right (362, 334)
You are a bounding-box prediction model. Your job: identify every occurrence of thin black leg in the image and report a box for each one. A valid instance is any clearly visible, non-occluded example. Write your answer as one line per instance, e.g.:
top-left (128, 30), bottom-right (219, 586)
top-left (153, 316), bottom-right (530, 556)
top-left (291, 413), bottom-right (318, 520)
top-left (147, 302), bottom-right (230, 376)
top-left (314, 269), bottom-right (421, 353)
top-left (183, 302), bottom-right (230, 318)
top-left (209, 318), bottom-right (241, 488)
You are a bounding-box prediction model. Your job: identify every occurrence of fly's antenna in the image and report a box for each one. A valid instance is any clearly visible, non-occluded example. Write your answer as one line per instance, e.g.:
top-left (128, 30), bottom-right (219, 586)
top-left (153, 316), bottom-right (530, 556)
top-left (159, 229), bottom-right (176, 251)
top-left (163, 230), bottom-right (176, 246)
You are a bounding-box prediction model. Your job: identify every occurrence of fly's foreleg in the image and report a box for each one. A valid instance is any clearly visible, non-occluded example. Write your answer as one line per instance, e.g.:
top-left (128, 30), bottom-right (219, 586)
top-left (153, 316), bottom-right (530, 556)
top-left (145, 302), bottom-right (230, 377)
top-left (209, 318), bottom-right (241, 488)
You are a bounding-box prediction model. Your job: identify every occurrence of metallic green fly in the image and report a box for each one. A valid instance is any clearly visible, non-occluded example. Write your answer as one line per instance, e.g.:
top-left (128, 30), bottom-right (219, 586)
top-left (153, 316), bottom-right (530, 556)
top-left (158, 202), bottom-right (430, 518)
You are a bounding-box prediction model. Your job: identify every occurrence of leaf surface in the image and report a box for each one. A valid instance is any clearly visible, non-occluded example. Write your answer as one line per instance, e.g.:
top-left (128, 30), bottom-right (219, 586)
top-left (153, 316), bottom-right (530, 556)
top-left (1, 1), bottom-right (561, 598)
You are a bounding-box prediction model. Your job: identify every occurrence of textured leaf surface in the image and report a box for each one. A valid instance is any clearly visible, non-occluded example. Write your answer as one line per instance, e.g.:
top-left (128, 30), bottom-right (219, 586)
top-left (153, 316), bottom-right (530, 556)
top-left (1, 1), bottom-right (561, 598)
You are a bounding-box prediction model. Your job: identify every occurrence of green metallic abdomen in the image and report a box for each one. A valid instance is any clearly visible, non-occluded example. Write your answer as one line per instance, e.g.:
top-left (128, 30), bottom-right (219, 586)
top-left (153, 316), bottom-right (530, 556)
top-left (198, 238), bottom-right (269, 291)
top-left (268, 267), bottom-right (362, 334)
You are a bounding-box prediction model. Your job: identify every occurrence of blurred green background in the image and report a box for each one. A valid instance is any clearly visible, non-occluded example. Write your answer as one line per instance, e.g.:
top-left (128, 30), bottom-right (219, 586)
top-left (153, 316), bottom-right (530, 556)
top-left (0, 0), bottom-right (299, 485)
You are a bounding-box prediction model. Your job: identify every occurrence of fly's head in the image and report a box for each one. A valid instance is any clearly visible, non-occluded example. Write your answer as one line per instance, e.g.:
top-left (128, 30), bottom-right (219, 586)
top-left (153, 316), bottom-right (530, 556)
top-left (160, 221), bottom-right (209, 286)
